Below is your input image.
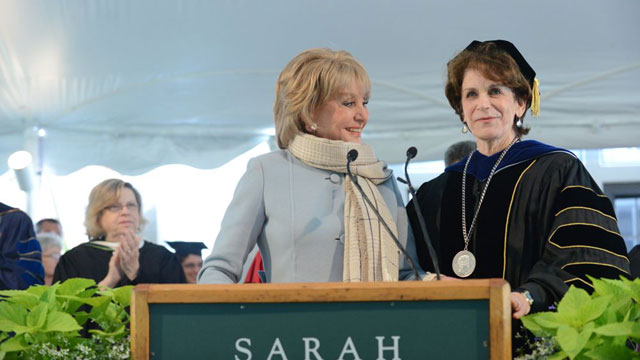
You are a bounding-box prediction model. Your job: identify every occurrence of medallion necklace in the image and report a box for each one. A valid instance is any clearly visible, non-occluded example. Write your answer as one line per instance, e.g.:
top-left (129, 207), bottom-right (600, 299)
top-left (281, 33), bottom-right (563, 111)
top-left (452, 136), bottom-right (520, 278)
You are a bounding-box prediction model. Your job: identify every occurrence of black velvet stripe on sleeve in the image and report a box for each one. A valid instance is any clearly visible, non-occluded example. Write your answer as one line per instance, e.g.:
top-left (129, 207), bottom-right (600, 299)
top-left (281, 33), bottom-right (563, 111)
top-left (562, 263), bottom-right (630, 281)
top-left (564, 277), bottom-right (595, 291)
top-left (557, 186), bottom-right (616, 219)
top-left (549, 224), bottom-right (628, 258)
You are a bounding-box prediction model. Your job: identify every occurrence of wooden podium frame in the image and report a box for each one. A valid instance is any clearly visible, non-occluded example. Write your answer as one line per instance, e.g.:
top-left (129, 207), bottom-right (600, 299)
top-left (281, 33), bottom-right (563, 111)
top-left (131, 279), bottom-right (511, 359)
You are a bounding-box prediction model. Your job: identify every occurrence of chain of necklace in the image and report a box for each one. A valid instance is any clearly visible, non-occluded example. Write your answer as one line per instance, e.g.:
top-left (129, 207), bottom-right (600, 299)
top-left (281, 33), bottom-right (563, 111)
top-left (461, 137), bottom-right (520, 251)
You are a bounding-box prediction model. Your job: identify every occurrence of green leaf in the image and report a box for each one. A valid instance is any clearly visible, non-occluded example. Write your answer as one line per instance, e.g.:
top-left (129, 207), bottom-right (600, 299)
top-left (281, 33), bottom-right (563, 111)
top-left (0, 322), bottom-right (31, 335)
top-left (590, 277), bottom-right (633, 318)
top-left (0, 334), bottom-right (28, 352)
top-left (89, 324), bottom-right (126, 337)
top-left (77, 287), bottom-right (98, 299)
top-left (0, 290), bottom-right (29, 298)
top-left (557, 286), bottom-right (591, 321)
top-left (112, 286), bottom-right (133, 306)
top-left (625, 277), bottom-right (640, 303)
top-left (594, 322), bottom-right (633, 337)
top-left (626, 305), bottom-right (640, 323)
top-left (0, 302), bottom-right (30, 333)
top-left (74, 311), bottom-right (90, 327)
top-left (87, 297), bottom-right (111, 322)
top-left (521, 313), bottom-right (551, 336)
top-left (57, 294), bottom-right (110, 307)
top-left (57, 278), bottom-right (95, 296)
top-left (548, 350), bottom-right (568, 360)
top-left (556, 325), bottom-right (579, 358)
top-left (598, 308), bottom-right (619, 326)
top-left (25, 303), bottom-right (47, 329)
top-left (534, 311), bottom-right (568, 330)
top-left (0, 291), bottom-right (39, 309)
top-left (0, 302), bottom-right (26, 326)
top-left (584, 344), bottom-right (637, 360)
top-left (60, 290), bottom-right (93, 315)
top-left (577, 295), bottom-right (610, 325)
top-left (97, 288), bottom-right (114, 297)
top-left (24, 285), bottom-right (48, 297)
top-left (625, 322), bottom-right (640, 339)
top-left (38, 286), bottom-right (59, 307)
top-left (556, 324), bottom-right (592, 359)
top-left (43, 311), bottom-right (82, 332)
top-left (633, 323), bottom-right (640, 340)
top-left (593, 321), bottom-right (640, 340)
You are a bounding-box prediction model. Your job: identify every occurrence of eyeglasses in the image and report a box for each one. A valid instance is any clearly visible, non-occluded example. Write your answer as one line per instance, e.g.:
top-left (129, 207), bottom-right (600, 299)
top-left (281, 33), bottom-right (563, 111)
top-left (104, 202), bottom-right (139, 213)
top-left (44, 253), bottom-right (61, 260)
top-left (183, 262), bottom-right (203, 270)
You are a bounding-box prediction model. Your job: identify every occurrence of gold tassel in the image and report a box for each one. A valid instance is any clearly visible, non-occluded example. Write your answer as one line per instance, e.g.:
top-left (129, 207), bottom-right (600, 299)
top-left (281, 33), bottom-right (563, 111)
top-left (531, 77), bottom-right (540, 116)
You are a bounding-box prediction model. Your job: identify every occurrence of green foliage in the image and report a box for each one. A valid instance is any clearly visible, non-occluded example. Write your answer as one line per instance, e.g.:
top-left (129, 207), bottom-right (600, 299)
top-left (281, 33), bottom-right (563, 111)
top-left (0, 278), bottom-right (132, 359)
top-left (519, 276), bottom-right (640, 359)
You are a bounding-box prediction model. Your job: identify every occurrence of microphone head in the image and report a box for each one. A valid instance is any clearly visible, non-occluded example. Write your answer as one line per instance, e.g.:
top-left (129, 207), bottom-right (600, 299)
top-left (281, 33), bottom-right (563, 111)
top-left (347, 149), bottom-right (359, 162)
top-left (406, 147), bottom-right (417, 159)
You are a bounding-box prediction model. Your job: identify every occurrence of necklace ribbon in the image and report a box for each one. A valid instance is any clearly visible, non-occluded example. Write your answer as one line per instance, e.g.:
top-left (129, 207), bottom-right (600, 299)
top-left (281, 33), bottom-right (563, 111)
top-left (453, 137), bottom-right (520, 277)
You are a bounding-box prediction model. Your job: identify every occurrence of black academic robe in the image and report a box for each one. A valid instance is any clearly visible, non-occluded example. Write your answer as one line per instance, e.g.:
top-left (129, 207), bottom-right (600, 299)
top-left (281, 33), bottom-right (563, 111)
top-left (408, 140), bottom-right (630, 312)
top-left (53, 240), bottom-right (186, 286)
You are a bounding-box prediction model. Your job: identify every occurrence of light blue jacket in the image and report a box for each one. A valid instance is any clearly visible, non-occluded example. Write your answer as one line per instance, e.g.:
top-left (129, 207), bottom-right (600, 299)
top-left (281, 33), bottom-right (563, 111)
top-left (198, 149), bottom-right (423, 283)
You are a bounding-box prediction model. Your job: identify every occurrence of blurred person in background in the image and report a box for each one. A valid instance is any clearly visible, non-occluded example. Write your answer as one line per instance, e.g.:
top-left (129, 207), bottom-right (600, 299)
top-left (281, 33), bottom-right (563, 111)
top-left (54, 179), bottom-right (185, 287)
top-left (0, 202), bottom-right (44, 289)
top-left (36, 232), bottom-right (62, 285)
top-left (167, 241), bottom-right (207, 284)
top-left (36, 218), bottom-right (63, 237)
top-left (444, 140), bottom-right (477, 167)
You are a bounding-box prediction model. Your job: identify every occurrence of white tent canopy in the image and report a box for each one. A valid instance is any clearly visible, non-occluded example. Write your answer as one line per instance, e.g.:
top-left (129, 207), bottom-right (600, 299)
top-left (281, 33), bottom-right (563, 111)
top-left (1, 0), bottom-right (639, 175)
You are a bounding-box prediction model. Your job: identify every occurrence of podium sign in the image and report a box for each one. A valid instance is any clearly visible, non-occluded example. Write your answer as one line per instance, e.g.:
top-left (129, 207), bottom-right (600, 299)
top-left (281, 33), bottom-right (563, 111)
top-left (131, 280), bottom-right (510, 359)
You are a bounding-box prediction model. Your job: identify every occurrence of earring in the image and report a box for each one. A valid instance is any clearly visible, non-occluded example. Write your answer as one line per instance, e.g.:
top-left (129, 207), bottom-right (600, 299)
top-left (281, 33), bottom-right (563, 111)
top-left (515, 117), bottom-right (523, 128)
top-left (310, 123), bottom-right (318, 132)
top-left (461, 122), bottom-right (469, 134)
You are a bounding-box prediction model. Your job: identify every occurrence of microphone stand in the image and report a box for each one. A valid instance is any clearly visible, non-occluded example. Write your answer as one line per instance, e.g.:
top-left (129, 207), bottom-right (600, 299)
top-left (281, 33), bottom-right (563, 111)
top-left (397, 147), bottom-right (441, 280)
top-left (346, 150), bottom-right (421, 281)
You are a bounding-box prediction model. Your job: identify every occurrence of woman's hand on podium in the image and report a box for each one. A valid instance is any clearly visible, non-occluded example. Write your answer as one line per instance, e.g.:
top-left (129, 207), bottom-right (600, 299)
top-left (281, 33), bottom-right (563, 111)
top-left (422, 273), bottom-right (461, 281)
top-left (510, 291), bottom-right (531, 319)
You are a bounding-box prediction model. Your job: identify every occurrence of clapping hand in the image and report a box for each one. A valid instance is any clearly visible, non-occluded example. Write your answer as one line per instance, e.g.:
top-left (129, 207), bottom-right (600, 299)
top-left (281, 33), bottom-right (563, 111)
top-left (117, 229), bottom-right (141, 281)
top-left (99, 247), bottom-right (124, 288)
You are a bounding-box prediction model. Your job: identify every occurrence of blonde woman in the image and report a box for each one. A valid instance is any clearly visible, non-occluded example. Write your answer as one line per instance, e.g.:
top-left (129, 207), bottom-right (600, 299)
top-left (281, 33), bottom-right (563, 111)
top-left (199, 48), bottom-right (425, 284)
top-left (54, 179), bottom-right (185, 286)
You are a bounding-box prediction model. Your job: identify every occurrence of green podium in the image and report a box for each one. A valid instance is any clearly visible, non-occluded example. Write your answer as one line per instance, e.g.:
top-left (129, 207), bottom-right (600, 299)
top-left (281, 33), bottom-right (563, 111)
top-left (131, 279), bottom-right (511, 359)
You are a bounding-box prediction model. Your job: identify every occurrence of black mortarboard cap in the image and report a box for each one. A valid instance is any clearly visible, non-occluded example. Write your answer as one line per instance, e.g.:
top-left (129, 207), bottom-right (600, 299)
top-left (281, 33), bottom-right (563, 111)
top-left (464, 40), bottom-right (540, 115)
top-left (167, 241), bottom-right (208, 256)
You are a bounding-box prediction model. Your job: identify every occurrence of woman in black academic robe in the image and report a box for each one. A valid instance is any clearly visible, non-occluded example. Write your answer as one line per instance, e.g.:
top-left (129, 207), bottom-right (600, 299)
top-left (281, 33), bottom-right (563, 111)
top-left (53, 179), bottom-right (184, 286)
top-left (408, 40), bottom-right (629, 320)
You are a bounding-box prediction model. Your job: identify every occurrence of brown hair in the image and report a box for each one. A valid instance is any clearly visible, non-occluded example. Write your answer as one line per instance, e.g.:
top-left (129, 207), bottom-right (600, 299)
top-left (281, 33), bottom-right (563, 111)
top-left (84, 179), bottom-right (147, 239)
top-left (445, 42), bottom-right (531, 136)
top-left (273, 48), bottom-right (371, 149)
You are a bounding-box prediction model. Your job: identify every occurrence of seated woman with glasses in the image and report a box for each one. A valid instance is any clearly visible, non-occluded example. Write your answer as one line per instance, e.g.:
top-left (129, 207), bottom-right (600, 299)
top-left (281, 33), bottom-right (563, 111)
top-left (53, 179), bottom-right (185, 287)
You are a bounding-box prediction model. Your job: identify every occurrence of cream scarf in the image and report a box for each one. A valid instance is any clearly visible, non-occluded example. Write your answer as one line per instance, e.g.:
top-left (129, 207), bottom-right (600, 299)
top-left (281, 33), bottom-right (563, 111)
top-left (289, 133), bottom-right (399, 282)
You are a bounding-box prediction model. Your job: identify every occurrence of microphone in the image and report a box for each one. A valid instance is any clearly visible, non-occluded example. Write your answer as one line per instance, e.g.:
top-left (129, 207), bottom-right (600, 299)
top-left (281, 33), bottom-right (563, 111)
top-left (347, 149), bottom-right (358, 162)
top-left (346, 149), bottom-right (421, 281)
top-left (406, 146), bottom-right (417, 160)
top-left (397, 147), bottom-right (441, 280)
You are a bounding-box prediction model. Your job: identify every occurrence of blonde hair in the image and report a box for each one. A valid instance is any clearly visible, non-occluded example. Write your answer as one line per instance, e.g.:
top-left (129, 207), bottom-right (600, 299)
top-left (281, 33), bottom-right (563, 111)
top-left (274, 48), bottom-right (371, 149)
top-left (84, 179), bottom-right (147, 239)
